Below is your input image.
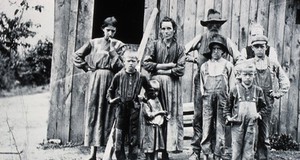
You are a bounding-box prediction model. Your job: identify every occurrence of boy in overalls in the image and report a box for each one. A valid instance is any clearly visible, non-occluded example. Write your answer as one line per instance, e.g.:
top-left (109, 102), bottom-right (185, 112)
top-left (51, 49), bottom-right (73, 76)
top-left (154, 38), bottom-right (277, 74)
top-left (224, 61), bottom-right (267, 160)
top-left (248, 35), bottom-right (290, 160)
top-left (200, 34), bottom-right (235, 160)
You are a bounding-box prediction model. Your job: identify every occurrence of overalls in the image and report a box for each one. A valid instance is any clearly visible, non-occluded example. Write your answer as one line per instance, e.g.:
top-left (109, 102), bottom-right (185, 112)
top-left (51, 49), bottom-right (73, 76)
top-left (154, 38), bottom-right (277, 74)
top-left (200, 62), bottom-right (228, 158)
top-left (254, 59), bottom-right (273, 160)
top-left (231, 85), bottom-right (258, 160)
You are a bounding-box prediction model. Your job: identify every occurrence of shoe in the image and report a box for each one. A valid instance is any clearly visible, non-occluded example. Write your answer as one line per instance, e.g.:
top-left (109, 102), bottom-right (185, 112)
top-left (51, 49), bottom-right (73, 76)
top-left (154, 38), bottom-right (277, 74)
top-left (188, 152), bottom-right (200, 160)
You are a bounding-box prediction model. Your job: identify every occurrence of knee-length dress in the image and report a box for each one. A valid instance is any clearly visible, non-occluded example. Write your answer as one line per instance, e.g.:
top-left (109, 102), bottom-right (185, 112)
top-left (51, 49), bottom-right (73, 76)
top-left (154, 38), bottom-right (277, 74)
top-left (142, 39), bottom-right (186, 152)
top-left (73, 38), bottom-right (126, 146)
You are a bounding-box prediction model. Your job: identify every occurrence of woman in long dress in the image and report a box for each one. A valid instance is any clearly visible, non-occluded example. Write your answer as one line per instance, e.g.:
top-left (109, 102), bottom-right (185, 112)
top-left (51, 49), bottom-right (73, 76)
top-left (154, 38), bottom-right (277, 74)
top-left (73, 17), bottom-right (126, 160)
top-left (142, 16), bottom-right (186, 159)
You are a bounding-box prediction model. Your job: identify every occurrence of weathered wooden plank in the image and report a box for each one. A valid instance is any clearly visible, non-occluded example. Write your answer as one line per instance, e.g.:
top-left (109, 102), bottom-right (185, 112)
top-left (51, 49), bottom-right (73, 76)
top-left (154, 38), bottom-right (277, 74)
top-left (221, 0), bottom-right (232, 38)
top-left (239, 0), bottom-right (250, 49)
top-left (257, 0), bottom-right (270, 35)
top-left (249, 0), bottom-right (258, 31)
top-left (215, 0), bottom-right (223, 12)
top-left (296, 0), bottom-right (300, 142)
top-left (159, 0), bottom-right (170, 22)
top-left (195, 0), bottom-right (205, 36)
top-left (169, 0), bottom-right (177, 21)
top-left (269, 0), bottom-right (286, 136)
top-left (267, 0), bottom-right (276, 47)
top-left (69, 0), bottom-right (95, 144)
top-left (176, 0), bottom-right (185, 46)
top-left (288, 0), bottom-right (300, 140)
top-left (280, 1), bottom-right (294, 134)
top-left (143, 0), bottom-right (158, 40)
top-left (47, 0), bottom-right (71, 141)
top-left (230, 0), bottom-right (241, 49)
top-left (59, 0), bottom-right (80, 144)
top-left (183, 0), bottom-right (197, 103)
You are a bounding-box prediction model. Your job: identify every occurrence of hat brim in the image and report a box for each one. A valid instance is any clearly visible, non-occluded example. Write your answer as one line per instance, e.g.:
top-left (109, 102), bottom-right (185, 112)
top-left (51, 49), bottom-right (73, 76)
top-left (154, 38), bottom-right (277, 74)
top-left (209, 42), bottom-right (229, 54)
top-left (251, 41), bottom-right (267, 46)
top-left (200, 20), bottom-right (227, 26)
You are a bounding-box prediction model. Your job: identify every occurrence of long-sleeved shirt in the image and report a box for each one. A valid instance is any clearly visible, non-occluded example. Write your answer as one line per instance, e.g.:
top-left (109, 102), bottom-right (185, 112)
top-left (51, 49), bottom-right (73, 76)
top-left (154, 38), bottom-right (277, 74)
top-left (142, 39), bottom-right (186, 77)
top-left (249, 57), bottom-right (290, 97)
top-left (200, 58), bottom-right (235, 95)
top-left (107, 69), bottom-right (151, 103)
top-left (224, 83), bottom-right (267, 118)
top-left (73, 37), bottom-right (126, 72)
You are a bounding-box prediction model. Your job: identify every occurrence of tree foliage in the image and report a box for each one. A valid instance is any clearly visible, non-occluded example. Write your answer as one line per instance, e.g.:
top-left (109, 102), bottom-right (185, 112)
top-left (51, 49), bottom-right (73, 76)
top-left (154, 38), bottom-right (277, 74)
top-left (0, 0), bottom-right (49, 90)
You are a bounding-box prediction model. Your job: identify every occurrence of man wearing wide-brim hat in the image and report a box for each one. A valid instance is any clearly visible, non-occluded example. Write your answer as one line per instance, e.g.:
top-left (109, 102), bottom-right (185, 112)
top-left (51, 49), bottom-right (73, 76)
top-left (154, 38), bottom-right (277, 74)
top-left (184, 9), bottom-right (244, 160)
top-left (246, 34), bottom-right (290, 160)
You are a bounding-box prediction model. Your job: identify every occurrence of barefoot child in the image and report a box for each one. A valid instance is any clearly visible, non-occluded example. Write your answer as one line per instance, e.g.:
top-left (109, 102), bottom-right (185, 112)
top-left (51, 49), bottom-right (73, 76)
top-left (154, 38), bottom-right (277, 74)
top-left (142, 79), bottom-right (168, 160)
top-left (224, 61), bottom-right (267, 160)
top-left (107, 50), bottom-right (150, 160)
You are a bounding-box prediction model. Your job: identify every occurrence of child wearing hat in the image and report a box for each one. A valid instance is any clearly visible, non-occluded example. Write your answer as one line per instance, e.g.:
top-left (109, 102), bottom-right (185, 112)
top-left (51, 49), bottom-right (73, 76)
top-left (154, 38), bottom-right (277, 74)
top-left (247, 34), bottom-right (290, 160)
top-left (142, 79), bottom-right (168, 160)
top-left (199, 34), bottom-right (235, 160)
top-left (224, 60), bottom-right (267, 160)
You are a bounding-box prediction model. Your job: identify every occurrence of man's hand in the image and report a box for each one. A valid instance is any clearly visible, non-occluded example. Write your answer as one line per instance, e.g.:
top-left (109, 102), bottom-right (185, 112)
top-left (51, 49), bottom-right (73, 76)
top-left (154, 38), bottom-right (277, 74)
top-left (109, 97), bottom-right (121, 104)
top-left (185, 56), bottom-right (197, 63)
top-left (254, 113), bottom-right (262, 120)
top-left (269, 90), bottom-right (281, 99)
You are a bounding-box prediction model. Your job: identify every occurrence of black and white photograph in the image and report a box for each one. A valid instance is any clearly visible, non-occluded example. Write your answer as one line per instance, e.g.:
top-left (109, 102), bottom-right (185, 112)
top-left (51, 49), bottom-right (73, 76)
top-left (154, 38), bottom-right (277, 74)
top-left (0, 0), bottom-right (300, 159)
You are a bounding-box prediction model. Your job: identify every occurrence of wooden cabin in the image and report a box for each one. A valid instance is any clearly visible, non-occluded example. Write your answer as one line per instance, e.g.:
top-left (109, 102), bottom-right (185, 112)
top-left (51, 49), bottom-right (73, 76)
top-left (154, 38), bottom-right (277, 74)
top-left (48, 0), bottom-right (300, 144)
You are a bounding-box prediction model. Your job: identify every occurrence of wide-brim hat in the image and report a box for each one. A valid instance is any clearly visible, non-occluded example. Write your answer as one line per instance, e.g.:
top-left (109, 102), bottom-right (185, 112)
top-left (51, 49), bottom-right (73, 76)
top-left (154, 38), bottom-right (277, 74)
top-left (200, 9), bottom-right (227, 26)
top-left (208, 34), bottom-right (229, 54)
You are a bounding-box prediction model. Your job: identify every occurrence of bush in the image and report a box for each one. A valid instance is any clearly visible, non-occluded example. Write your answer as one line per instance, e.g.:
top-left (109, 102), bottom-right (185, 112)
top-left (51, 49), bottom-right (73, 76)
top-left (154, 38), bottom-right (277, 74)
top-left (17, 40), bottom-right (52, 86)
top-left (270, 133), bottom-right (299, 151)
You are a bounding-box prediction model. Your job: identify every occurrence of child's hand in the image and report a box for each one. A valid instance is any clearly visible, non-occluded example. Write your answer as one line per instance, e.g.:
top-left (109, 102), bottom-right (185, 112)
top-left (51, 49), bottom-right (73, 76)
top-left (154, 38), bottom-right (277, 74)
top-left (109, 97), bottom-right (121, 104)
top-left (269, 91), bottom-right (281, 99)
top-left (165, 114), bottom-right (171, 121)
top-left (255, 113), bottom-right (262, 120)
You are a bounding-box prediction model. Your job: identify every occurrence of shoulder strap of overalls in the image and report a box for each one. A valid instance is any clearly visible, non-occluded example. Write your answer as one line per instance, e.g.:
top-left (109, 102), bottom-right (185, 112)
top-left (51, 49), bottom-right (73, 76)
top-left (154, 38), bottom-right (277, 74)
top-left (236, 84), bottom-right (242, 101)
top-left (204, 62), bottom-right (209, 75)
top-left (253, 85), bottom-right (257, 101)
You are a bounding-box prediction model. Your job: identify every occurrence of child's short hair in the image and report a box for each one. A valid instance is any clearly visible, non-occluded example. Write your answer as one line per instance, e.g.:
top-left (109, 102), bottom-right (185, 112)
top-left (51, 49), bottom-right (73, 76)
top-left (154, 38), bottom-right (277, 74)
top-left (122, 50), bottom-right (138, 60)
top-left (235, 60), bottom-right (256, 74)
top-left (149, 79), bottom-right (160, 91)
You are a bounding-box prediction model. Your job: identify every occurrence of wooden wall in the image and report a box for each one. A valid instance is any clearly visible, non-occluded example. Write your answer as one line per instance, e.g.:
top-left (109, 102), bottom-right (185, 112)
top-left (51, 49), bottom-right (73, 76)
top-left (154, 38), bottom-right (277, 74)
top-left (48, 0), bottom-right (300, 144)
top-left (144, 0), bottom-right (300, 141)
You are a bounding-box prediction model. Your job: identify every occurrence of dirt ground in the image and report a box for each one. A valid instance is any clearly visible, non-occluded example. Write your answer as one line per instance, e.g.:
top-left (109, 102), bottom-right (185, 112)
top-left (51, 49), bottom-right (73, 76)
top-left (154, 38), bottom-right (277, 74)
top-left (1, 90), bottom-right (300, 160)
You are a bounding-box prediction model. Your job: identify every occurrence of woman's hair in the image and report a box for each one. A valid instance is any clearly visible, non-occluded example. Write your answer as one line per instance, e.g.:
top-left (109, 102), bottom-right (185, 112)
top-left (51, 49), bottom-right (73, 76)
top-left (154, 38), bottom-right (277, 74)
top-left (101, 16), bottom-right (118, 29)
top-left (159, 16), bottom-right (177, 40)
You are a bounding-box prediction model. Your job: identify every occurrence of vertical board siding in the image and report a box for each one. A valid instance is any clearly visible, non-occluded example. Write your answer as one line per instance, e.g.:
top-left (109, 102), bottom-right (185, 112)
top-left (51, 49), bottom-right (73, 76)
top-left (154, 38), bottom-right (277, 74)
top-left (50, 0), bottom-right (300, 143)
top-left (70, 0), bottom-right (95, 143)
top-left (288, 0), bottom-right (300, 139)
top-left (280, 1), bottom-right (294, 134)
top-left (48, 0), bottom-right (71, 142)
top-left (182, 0), bottom-right (197, 103)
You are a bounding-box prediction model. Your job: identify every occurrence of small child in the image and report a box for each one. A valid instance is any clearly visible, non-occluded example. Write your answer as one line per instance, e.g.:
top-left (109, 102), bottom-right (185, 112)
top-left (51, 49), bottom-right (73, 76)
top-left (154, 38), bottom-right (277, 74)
top-left (199, 34), bottom-right (235, 160)
top-left (107, 50), bottom-right (150, 160)
top-left (224, 60), bottom-right (267, 160)
top-left (142, 79), bottom-right (168, 160)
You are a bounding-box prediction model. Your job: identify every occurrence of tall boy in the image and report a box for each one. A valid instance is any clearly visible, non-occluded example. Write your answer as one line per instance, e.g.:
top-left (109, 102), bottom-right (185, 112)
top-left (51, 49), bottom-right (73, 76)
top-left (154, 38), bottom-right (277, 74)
top-left (200, 34), bottom-right (235, 160)
top-left (224, 61), bottom-right (267, 160)
top-left (107, 50), bottom-right (150, 160)
top-left (248, 35), bottom-right (290, 159)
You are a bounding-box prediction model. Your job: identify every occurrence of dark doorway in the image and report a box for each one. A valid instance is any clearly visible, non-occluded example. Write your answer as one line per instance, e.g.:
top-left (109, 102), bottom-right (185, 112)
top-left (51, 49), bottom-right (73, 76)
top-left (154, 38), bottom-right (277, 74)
top-left (92, 0), bottom-right (145, 45)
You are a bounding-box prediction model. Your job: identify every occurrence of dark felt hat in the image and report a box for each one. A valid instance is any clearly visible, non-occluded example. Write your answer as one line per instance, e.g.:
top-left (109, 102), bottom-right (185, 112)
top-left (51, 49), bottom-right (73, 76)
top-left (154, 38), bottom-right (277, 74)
top-left (208, 34), bottom-right (229, 54)
top-left (200, 9), bottom-right (227, 26)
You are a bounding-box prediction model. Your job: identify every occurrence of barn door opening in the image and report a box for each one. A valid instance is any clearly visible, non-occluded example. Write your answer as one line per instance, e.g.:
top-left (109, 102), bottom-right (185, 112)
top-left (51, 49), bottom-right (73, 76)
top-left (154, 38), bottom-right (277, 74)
top-left (92, 0), bottom-right (145, 50)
